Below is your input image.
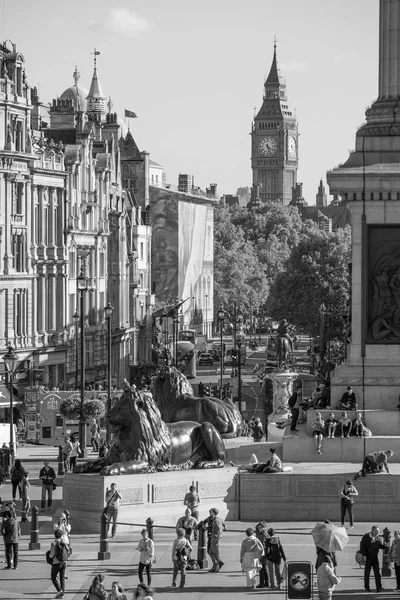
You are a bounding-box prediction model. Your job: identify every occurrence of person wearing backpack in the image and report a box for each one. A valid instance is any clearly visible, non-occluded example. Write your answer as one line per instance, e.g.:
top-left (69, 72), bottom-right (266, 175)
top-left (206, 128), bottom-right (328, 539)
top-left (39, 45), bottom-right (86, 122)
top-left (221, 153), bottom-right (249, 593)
top-left (49, 528), bottom-right (69, 598)
top-left (171, 527), bottom-right (192, 589)
top-left (265, 528), bottom-right (286, 590)
top-left (10, 459), bottom-right (26, 502)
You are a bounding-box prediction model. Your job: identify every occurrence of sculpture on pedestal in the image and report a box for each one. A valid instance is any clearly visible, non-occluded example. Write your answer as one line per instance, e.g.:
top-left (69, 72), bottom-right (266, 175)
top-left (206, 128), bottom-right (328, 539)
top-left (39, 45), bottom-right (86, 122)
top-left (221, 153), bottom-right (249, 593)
top-left (73, 383), bottom-right (226, 475)
top-left (275, 319), bottom-right (294, 369)
top-left (151, 366), bottom-right (242, 438)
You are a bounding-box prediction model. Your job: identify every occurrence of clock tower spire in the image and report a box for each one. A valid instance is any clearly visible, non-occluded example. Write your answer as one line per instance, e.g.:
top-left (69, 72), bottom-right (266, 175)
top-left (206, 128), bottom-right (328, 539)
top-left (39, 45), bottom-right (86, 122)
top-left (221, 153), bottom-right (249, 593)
top-left (251, 42), bottom-right (298, 206)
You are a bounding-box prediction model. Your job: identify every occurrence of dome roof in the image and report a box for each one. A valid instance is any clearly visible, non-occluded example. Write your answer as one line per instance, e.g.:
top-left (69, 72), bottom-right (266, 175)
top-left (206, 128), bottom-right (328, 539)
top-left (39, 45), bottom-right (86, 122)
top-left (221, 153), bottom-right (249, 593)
top-left (59, 67), bottom-right (89, 112)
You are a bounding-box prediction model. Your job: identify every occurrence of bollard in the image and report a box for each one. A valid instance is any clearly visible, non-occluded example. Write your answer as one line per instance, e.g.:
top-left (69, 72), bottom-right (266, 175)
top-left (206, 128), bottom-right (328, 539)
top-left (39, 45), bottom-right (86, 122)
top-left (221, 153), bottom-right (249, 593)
top-left (146, 517), bottom-right (154, 541)
top-left (197, 520), bottom-right (208, 569)
top-left (382, 527), bottom-right (391, 577)
top-left (57, 445), bottom-right (65, 476)
top-left (29, 505), bottom-right (41, 550)
top-left (98, 512), bottom-right (110, 560)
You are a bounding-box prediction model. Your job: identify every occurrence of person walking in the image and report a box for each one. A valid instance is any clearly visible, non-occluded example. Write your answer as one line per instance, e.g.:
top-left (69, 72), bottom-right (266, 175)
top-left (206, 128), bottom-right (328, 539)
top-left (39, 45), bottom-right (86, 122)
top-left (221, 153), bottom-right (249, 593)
top-left (265, 527), bottom-right (286, 590)
top-left (39, 460), bottom-right (56, 511)
top-left (388, 529), bottom-right (400, 592)
top-left (340, 479), bottom-right (358, 528)
top-left (255, 521), bottom-right (270, 588)
top-left (90, 419), bottom-right (100, 452)
top-left (2, 509), bottom-right (20, 569)
top-left (62, 436), bottom-right (73, 472)
top-left (69, 435), bottom-right (81, 471)
top-left (53, 512), bottom-right (71, 545)
top-left (49, 528), bottom-right (69, 598)
top-left (136, 528), bottom-right (155, 586)
top-left (20, 470), bottom-right (30, 522)
top-left (289, 385), bottom-right (302, 432)
top-left (171, 527), bottom-right (192, 589)
top-left (105, 482), bottom-right (121, 538)
top-left (360, 525), bottom-right (387, 592)
top-left (240, 527), bottom-right (264, 590)
top-left (317, 555), bottom-right (342, 600)
top-left (208, 508), bottom-right (226, 573)
top-left (10, 458), bottom-right (26, 502)
top-left (354, 450), bottom-right (394, 479)
top-left (183, 485), bottom-right (201, 522)
top-left (107, 581), bottom-right (127, 600)
top-left (85, 574), bottom-right (108, 600)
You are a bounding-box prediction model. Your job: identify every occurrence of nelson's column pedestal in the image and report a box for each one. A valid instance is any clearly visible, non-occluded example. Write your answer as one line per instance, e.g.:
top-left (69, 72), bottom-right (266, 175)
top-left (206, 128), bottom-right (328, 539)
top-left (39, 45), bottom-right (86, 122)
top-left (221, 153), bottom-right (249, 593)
top-left (327, 0), bottom-right (400, 419)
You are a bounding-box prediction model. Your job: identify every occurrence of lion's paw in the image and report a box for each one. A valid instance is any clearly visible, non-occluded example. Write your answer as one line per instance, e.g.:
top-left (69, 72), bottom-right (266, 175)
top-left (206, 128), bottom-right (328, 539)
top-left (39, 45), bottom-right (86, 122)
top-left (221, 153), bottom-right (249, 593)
top-left (100, 464), bottom-right (121, 476)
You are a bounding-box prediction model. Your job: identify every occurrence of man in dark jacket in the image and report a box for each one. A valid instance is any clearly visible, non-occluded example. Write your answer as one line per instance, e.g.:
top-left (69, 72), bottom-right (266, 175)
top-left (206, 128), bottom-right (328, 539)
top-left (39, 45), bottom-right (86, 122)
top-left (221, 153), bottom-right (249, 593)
top-left (39, 460), bottom-right (56, 510)
top-left (288, 386), bottom-right (302, 432)
top-left (2, 511), bottom-right (21, 569)
top-left (360, 525), bottom-right (387, 592)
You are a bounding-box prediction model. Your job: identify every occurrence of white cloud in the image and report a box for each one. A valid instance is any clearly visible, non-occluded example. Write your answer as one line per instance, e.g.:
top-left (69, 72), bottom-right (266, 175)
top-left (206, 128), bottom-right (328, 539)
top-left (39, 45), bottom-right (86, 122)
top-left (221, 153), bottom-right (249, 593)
top-left (280, 60), bottom-right (308, 73)
top-left (108, 8), bottom-right (154, 37)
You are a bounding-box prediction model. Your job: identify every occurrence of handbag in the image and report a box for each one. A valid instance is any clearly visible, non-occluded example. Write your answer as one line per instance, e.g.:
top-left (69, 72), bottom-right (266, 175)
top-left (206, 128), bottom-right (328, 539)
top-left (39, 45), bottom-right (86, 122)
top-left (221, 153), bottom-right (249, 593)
top-left (52, 483), bottom-right (57, 491)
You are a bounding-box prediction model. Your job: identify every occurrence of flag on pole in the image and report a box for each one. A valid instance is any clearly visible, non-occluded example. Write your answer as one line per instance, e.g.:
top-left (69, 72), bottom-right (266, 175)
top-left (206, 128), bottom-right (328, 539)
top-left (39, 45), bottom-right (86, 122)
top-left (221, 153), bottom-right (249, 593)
top-left (94, 50), bottom-right (101, 56)
top-left (125, 109), bottom-right (137, 118)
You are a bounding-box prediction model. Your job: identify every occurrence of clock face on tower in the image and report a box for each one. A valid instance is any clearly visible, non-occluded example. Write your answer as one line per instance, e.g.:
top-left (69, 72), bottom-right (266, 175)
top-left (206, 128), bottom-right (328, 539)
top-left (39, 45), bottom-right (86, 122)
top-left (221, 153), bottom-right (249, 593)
top-left (288, 135), bottom-right (297, 158)
top-left (258, 136), bottom-right (278, 157)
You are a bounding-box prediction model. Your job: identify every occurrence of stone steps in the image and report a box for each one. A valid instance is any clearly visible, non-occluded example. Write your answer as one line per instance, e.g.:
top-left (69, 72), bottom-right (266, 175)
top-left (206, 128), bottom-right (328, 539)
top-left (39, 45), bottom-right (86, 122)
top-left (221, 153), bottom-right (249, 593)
top-left (282, 427), bottom-right (400, 462)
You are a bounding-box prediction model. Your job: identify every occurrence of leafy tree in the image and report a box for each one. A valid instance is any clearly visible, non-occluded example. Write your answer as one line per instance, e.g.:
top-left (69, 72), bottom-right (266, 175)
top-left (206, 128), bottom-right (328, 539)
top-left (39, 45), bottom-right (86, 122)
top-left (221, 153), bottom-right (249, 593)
top-left (267, 226), bottom-right (351, 339)
top-left (214, 206), bottom-right (269, 319)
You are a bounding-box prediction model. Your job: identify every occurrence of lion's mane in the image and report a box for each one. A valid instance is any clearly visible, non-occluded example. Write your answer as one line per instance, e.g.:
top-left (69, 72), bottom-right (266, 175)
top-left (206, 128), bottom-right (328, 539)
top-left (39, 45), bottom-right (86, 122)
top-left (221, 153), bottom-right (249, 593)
top-left (151, 367), bottom-right (194, 421)
top-left (107, 387), bottom-right (172, 471)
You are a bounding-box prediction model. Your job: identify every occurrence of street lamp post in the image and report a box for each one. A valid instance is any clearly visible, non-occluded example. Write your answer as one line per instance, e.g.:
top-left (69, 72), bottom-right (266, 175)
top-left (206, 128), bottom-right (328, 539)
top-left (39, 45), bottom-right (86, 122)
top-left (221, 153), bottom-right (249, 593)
top-left (77, 268), bottom-right (88, 458)
top-left (73, 309), bottom-right (79, 389)
top-left (2, 345), bottom-right (21, 464)
top-left (104, 300), bottom-right (114, 444)
top-left (319, 303), bottom-right (326, 361)
top-left (218, 306), bottom-right (225, 399)
top-left (237, 340), bottom-right (242, 415)
top-left (205, 293), bottom-right (208, 341)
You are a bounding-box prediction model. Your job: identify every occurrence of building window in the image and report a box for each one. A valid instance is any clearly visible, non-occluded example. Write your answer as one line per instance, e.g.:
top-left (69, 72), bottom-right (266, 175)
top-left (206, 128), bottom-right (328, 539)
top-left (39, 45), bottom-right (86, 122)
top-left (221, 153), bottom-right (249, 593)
top-left (55, 414), bottom-right (63, 427)
top-left (140, 242), bottom-right (144, 260)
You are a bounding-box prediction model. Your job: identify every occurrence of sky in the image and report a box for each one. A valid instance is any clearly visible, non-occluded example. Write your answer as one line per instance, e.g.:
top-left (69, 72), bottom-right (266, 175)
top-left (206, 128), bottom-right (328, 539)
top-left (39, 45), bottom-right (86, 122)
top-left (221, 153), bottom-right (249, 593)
top-left (2, 0), bottom-right (379, 204)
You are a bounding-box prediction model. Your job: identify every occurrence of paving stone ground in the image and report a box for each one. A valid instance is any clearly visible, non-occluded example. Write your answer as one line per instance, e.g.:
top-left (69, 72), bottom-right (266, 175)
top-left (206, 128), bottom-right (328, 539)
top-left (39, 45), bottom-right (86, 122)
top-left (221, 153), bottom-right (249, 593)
top-left (0, 445), bottom-right (397, 599)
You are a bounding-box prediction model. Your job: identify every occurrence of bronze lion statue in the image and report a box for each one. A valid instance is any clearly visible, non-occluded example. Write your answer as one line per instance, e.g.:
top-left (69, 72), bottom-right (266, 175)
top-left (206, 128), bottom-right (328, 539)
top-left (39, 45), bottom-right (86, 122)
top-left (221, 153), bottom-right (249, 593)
top-left (74, 384), bottom-right (225, 475)
top-left (151, 366), bottom-right (242, 438)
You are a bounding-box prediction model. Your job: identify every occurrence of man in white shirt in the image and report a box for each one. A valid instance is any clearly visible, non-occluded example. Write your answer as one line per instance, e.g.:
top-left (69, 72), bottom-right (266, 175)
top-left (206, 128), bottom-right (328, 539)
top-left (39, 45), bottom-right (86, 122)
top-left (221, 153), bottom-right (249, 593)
top-left (317, 555), bottom-right (341, 600)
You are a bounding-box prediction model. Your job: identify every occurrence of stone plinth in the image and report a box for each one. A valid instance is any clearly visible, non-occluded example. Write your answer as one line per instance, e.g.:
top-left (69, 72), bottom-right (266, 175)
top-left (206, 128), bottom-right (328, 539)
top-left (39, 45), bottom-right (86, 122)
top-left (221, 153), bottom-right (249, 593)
top-left (63, 467), bottom-right (239, 533)
top-left (238, 472), bottom-right (400, 522)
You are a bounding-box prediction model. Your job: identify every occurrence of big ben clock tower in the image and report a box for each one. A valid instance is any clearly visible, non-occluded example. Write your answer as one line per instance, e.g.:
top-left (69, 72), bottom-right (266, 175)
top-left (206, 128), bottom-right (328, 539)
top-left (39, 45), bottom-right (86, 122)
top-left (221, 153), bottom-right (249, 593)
top-left (251, 42), bottom-right (298, 206)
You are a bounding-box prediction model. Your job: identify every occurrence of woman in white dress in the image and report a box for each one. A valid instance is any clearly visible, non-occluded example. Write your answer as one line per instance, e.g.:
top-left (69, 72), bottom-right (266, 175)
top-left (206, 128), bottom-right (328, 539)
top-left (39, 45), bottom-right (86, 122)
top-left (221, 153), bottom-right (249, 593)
top-left (240, 527), bottom-right (264, 589)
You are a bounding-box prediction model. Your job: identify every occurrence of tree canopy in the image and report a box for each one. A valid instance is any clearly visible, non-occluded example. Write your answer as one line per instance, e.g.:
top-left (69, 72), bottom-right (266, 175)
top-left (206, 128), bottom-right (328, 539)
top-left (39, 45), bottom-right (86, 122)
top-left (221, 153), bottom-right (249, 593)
top-left (214, 202), bottom-right (351, 338)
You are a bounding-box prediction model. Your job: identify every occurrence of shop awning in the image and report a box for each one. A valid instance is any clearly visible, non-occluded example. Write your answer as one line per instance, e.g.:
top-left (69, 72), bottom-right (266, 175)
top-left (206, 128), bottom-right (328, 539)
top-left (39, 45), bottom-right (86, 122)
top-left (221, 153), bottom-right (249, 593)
top-left (0, 385), bottom-right (23, 407)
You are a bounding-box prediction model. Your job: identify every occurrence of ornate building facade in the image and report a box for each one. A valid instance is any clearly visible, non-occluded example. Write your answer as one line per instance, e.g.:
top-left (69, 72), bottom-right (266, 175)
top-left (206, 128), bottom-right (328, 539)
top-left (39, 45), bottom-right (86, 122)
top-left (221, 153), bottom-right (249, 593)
top-left (250, 43), bottom-right (298, 206)
top-left (0, 42), bottom-right (153, 401)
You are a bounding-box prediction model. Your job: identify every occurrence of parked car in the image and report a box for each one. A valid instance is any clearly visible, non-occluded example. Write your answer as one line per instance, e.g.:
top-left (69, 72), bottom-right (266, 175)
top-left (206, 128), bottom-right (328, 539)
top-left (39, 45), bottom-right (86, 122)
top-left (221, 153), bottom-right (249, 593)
top-left (198, 352), bottom-right (214, 366)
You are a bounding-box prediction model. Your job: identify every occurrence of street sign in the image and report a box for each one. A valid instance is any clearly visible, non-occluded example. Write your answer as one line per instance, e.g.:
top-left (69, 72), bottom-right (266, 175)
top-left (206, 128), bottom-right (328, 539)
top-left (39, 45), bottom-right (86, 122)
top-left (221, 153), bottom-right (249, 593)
top-left (287, 561), bottom-right (312, 599)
